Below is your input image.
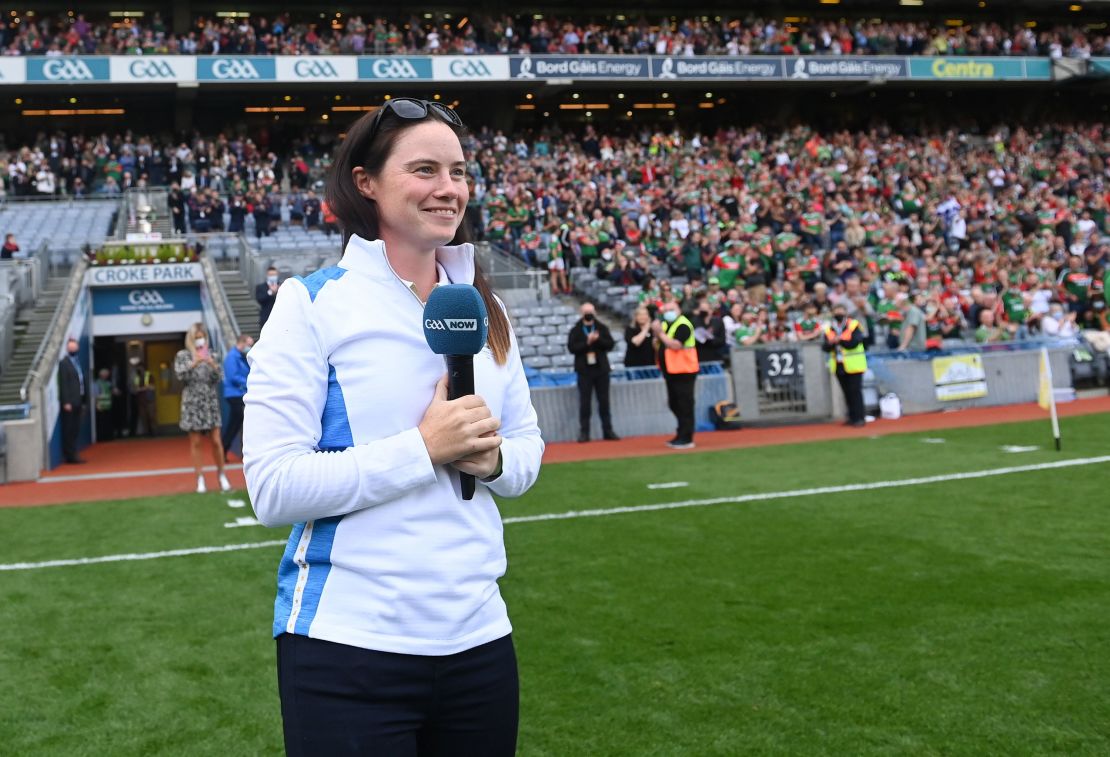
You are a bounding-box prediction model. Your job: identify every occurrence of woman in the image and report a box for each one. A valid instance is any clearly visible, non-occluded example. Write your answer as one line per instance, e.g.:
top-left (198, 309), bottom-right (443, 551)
top-left (174, 322), bottom-right (231, 494)
top-left (243, 98), bottom-right (544, 756)
top-left (624, 305), bottom-right (656, 367)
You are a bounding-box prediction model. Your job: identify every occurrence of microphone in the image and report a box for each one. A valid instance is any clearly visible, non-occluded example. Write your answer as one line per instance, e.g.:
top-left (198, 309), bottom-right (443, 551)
top-left (422, 285), bottom-right (489, 500)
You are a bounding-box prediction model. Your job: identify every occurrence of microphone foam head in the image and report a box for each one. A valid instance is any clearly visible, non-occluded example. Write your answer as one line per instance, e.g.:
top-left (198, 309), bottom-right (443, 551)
top-left (423, 284), bottom-right (489, 355)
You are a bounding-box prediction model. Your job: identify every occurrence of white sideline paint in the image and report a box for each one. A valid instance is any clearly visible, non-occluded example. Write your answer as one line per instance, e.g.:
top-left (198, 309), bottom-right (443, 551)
top-left (1001, 445), bottom-right (1040, 453)
top-left (3, 455), bottom-right (1109, 572)
top-left (226, 498), bottom-right (247, 509)
top-left (921, 438), bottom-right (947, 444)
top-left (0, 540), bottom-right (287, 571)
top-left (224, 517), bottom-right (262, 529)
top-left (39, 464), bottom-right (243, 484)
top-left (647, 482), bottom-right (689, 490)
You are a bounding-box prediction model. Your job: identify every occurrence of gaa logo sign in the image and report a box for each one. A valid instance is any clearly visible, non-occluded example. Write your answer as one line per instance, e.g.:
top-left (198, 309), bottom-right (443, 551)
top-left (425, 318), bottom-right (478, 331)
top-left (371, 59), bottom-right (419, 79)
top-left (448, 60), bottom-right (492, 78)
top-left (293, 60), bottom-right (339, 79)
top-left (129, 60), bottom-right (176, 79)
top-left (128, 289), bottom-right (167, 307)
top-left (43, 59), bottom-right (95, 81)
top-left (212, 59), bottom-right (261, 80)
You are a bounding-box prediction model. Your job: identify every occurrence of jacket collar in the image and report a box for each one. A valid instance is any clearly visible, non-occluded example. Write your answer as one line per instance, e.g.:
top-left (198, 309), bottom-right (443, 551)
top-left (339, 234), bottom-right (476, 287)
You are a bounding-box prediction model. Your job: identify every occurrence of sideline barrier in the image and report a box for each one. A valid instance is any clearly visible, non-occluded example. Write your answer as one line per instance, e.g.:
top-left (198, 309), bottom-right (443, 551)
top-left (866, 341), bottom-right (1077, 415)
top-left (530, 363), bottom-right (729, 443)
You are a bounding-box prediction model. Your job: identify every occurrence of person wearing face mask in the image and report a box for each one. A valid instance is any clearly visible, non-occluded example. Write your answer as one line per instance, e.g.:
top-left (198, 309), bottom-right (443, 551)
top-left (128, 356), bottom-right (157, 437)
top-left (221, 333), bottom-right (254, 462)
top-left (651, 299), bottom-right (699, 449)
top-left (57, 337), bottom-right (87, 464)
top-left (256, 266), bottom-right (281, 331)
top-left (174, 323), bottom-right (232, 493)
top-left (1041, 301), bottom-right (1079, 338)
top-left (567, 302), bottom-right (620, 443)
top-left (692, 296), bottom-right (727, 365)
top-left (823, 303), bottom-right (868, 427)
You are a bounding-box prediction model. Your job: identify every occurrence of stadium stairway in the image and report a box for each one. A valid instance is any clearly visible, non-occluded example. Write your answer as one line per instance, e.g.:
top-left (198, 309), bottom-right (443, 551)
top-left (0, 274), bottom-right (72, 406)
top-left (218, 269), bottom-right (261, 343)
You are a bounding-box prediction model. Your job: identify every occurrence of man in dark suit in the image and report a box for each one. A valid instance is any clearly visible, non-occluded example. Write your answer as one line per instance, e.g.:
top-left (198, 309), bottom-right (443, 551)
top-left (255, 265), bottom-right (280, 331)
top-left (567, 302), bottom-right (620, 443)
top-left (58, 337), bottom-right (86, 464)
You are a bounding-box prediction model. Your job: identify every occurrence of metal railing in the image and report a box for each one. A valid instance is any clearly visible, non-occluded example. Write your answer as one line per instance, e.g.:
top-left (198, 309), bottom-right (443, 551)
top-left (0, 292), bottom-right (14, 376)
top-left (19, 258), bottom-right (87, 403)
top-left (198, 251), bottom-right (241, 352)
top-left (478, 242), bottom-right (550, 301)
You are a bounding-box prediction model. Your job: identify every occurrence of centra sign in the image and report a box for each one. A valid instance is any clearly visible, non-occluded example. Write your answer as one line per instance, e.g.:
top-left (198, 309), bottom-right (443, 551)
top-left (87, 263), bottom-right (204, 287)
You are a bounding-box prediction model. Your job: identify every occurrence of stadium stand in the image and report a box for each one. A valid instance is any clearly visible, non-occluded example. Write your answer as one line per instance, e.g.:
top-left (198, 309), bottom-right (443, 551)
top-left (2, 11), bottom-right (1108, 58)
top-left (2, 116), bottom-right (1107, 362)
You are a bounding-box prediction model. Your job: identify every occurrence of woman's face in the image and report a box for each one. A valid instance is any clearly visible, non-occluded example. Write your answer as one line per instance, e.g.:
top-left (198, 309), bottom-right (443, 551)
top-left (360, 120), bottom-right (468, 253)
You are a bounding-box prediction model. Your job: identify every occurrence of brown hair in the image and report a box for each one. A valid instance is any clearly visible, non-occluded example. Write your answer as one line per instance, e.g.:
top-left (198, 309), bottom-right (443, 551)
top-left (325, 103), bottom-right (511, 366)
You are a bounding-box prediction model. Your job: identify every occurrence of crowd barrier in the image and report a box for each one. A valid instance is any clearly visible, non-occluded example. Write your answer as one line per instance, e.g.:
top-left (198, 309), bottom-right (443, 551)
top-left (865, 342), bottom-right (1077, 415)
top-left (530, 363), bottom-right (730, 443)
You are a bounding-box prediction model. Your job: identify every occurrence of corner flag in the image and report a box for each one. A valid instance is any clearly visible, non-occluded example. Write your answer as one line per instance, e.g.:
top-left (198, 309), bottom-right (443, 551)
top-left (1038, 347), bottom-right (1061, 451)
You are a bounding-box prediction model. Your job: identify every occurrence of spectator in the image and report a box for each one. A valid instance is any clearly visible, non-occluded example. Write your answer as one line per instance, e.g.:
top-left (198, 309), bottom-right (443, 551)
top-left (547, 237), bottom-right (568, 295)
top-left (174, 322), bottom-right (231, 494)
top-left (1, 233), bottom-right (19, 259)
top-left (623, 306), bottom-right (656, 368)
top-left (974, 308), bottom-right (1011, 343)
top-left (57, 337), bottom-right (86, 464)
top-left (92, 367), bottom-right (119, 442)
top-left (898, 293), bottom-right (928, 352)
top-left (256, 266), bottom-right (281, 331)
top-left (692, 297), bottom-right (727, 364)
top-left (1041, 302), bottom-right (1080, 339)
top-left (128, 356), bottom-right (157, 437)
top-left (651, 299), bottom-right (699, 449)
top-left (168, 184), bottom-right (187, 234)
top-left (221, 333), bottom-right (254, 462)
top-left (567, 302), bottom-right (620, 443)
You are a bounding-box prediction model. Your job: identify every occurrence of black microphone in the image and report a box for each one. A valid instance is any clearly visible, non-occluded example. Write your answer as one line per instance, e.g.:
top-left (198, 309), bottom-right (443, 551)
top-left (422, 285), bottom-right (490, 500)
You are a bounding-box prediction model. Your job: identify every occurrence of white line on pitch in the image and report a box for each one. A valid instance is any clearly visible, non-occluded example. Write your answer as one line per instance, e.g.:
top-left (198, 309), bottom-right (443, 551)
top-left (500, 455), bottom-right (1110, 525)
top-left (39, 464), bottom-right (243, 484)
top-left (3, 455), bottom-right (1109, 572)
top-left (647, 482), bottom-right (689, 490)
top-left (0, 540), bottom-right (286, 571)
top-left (224, 517), bottom-right (262, 529)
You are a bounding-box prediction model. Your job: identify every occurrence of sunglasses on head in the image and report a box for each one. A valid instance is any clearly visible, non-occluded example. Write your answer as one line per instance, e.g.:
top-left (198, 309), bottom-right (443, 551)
top-left (367, 98), bottom-right (463, 143)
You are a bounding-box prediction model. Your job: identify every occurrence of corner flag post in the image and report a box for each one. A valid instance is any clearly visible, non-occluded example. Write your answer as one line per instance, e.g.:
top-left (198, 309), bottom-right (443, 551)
top-left (1038, 347), bottom-right (1061, 452)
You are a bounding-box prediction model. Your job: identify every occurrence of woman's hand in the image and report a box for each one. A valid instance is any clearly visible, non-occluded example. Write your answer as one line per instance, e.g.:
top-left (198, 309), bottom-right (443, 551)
top-left (451, 432), bottom-right (502, 480)
top-left (418, 375), bottom-right (502, 467)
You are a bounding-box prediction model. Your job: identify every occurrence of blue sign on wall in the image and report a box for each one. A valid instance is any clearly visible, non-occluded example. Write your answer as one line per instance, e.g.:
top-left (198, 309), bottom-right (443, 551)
top-left (26, 57), bottom-right (110, 82)
top-left (357, 57), bottom-right (433, 80)
top-left (197, 57), bottom-right (277, 81)
top-left (908, 57), bottom-right (1029, 81)
top-left (92, 285), bottom-right (202, 315)
top-left (652, 57), bottom-right (784, 79)
top-left (510, 55), bottom-right (650, 79)
top-left (783, 56), bottom-right (908, 80)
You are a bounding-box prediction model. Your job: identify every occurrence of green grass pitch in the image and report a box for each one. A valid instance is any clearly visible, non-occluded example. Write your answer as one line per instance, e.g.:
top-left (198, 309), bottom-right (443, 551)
top-left (2, 414), bottom-right (1109, 756)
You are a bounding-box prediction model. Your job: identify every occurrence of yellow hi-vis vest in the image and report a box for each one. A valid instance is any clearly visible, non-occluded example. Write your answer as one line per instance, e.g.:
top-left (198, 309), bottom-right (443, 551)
top-left (825, 318), bottom-right (867, 374)
top-left (662, 314), bottom-right (699, 374)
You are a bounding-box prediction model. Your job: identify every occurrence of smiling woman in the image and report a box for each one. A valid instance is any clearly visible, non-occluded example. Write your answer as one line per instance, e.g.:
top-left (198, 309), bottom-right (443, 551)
top-left (242, 98), bottom-right (543, 756)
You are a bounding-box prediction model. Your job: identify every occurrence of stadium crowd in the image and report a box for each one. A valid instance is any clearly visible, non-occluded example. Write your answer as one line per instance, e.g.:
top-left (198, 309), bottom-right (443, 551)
top-left (2, 119), bottom-right (1108, 351)
top-left (1, 11), bottom-right (1108, 58)
top-left (478, 122), bottom-right (1109, 350)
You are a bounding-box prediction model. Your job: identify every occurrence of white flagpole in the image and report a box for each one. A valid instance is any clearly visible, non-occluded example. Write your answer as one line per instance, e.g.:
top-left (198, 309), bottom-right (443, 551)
top-left (1042, 347), bottom-right (1061, 452)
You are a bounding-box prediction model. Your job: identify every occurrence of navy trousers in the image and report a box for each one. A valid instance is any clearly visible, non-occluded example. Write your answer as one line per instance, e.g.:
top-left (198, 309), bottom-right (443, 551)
top-left (277, 633), bottom-right (519, 756)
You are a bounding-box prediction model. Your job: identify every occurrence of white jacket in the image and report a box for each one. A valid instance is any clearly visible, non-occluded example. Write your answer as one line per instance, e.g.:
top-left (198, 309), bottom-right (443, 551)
top-left (244, 235), bottom-right (544, 655)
